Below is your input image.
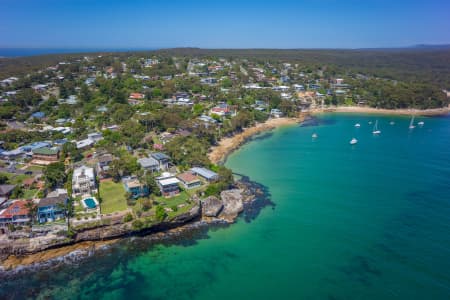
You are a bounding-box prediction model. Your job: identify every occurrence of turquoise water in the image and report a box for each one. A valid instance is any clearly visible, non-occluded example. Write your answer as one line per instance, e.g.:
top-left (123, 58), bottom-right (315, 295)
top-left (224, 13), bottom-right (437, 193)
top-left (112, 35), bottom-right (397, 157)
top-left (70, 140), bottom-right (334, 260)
top-left (2, 113), bottom-right (450, 299)
top-left (83, 198), bottom-right (97, 209)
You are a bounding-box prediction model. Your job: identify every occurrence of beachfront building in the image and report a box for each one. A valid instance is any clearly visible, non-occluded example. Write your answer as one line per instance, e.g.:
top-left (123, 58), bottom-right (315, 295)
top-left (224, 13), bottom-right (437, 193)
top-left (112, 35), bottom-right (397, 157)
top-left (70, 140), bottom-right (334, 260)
top-left (190, 167), bottom-right (219, 182)
top-left (0, 200), bottom-right (30, 227)
top-left (157, 174), bottom-right (180, 197)
top-left (123, 177), bottom-right (149, 199)
top-left (72, 166), bottom-right (97, 197)
top-left (177, 172), bottom-right (202, 189)
top-left (37, 190), bottom-right (68, 223)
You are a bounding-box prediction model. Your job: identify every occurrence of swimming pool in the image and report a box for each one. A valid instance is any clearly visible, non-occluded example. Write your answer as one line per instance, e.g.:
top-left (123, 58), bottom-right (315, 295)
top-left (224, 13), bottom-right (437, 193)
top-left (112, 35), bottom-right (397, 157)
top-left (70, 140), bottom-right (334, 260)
top-left (83, 197), bottom-right (97, 209)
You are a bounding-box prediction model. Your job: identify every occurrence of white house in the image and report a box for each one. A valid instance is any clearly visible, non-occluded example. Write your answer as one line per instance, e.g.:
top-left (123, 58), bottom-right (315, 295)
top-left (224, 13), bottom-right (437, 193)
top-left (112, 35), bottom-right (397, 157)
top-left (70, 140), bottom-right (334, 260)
top-left (72, 166), bottom-right (97, 196)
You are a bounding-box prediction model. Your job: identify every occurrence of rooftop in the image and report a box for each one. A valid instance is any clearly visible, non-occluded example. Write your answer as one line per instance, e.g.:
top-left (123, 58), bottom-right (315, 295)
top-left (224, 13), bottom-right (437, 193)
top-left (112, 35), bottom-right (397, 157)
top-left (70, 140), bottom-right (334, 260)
top-left (32, 147), bottom-right (59, 156)
top-left (158, 177), bottom-right (180, 186)
top-left (177, 172), bottom-right (200, 183)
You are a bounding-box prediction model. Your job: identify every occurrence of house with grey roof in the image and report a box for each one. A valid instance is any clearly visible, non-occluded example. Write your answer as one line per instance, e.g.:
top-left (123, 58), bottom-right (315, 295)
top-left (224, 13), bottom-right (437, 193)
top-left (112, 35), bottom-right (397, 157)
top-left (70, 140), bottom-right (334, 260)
top-left (138, 157), bottom-right (160, 172)
top-left (190, 167), bottom-right (219, 182)
top-left (150, 153), bottom-right (171, 171)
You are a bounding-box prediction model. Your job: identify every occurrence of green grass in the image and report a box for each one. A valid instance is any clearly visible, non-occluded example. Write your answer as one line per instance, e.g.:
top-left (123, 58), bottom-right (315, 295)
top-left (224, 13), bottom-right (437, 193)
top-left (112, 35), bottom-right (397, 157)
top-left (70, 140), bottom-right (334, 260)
top-left (167, 202), bottom-right (195, 218)
top-left (0, 172), bottom-right (32, 185)
top-left (23, 189), bottom-right (38, 199)
top-left (25, 165), bottom-right (44, 172)
top-left (99, 180), bottom-right (128, 214)
top-left (155, 191), bottom-right (190, 207)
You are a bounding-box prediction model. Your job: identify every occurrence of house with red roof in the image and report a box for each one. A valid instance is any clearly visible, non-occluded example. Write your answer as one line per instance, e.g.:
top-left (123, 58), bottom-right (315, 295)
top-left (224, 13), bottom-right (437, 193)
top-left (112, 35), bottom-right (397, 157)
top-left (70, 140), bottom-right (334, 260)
top-left (0, 200), bottom-right (30, 227)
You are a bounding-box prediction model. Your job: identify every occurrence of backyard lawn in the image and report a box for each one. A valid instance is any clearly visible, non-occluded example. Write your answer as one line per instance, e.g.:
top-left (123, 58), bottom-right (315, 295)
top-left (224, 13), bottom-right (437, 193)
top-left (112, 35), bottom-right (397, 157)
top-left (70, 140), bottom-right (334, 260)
top-left (99, 180), bottom-right (128, 214)
top-left (155, 191), bottom-right (190, 207)
top-left (23, 189), bottom-right (38, 199)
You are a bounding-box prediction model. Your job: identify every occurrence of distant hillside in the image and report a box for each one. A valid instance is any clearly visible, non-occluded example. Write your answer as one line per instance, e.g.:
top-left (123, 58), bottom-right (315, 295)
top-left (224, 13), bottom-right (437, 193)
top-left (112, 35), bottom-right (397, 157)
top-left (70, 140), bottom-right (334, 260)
top-left (1, 48), bottom-right (450, 88)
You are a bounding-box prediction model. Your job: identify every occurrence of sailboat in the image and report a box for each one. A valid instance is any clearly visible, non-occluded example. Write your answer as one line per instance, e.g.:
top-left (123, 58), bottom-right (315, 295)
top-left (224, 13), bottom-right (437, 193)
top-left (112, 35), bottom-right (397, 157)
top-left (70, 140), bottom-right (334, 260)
top-left (312, 133), bottom-right (318, 139)
top-left (409, 116), bottom-right (415, 129)
top-left (372, 120), bottom-right (381, 135)
top-left (350, 138), bottom-right (358, 145)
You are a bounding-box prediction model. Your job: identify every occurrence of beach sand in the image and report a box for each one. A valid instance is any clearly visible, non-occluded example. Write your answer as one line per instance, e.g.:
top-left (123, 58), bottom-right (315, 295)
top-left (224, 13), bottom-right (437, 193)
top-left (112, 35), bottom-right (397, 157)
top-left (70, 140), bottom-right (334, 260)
top-left (209, 116), bottom-right (303, 164)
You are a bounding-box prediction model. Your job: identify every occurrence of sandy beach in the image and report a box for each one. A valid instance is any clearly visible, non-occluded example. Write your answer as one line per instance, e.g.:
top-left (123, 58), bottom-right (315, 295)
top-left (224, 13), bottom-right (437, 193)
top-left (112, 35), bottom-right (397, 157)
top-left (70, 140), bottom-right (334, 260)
top-left (312, 106), bottom-right (450, 116)
top-left (209, 116), bottom-right (303, 164)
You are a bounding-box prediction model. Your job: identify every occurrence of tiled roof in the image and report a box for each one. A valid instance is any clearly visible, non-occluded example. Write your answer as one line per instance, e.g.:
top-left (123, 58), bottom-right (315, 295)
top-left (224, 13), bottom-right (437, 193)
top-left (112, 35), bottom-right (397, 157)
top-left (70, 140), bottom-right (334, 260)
top-left (0, 200), bottom-right (29, 218)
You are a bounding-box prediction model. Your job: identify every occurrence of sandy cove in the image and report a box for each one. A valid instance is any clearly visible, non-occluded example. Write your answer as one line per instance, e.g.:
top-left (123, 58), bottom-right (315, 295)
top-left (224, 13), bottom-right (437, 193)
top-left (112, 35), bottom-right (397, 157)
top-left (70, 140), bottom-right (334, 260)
top-left (209, 116), bottom-right (304, 164)
top-left (312, 106), bottom-right (450, 116)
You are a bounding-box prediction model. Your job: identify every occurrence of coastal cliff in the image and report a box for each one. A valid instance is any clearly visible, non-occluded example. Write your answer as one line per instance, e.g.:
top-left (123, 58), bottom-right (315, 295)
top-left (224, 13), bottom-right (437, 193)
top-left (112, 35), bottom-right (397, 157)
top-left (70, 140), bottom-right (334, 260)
top-left (0, 183), bottom-right (259, 271)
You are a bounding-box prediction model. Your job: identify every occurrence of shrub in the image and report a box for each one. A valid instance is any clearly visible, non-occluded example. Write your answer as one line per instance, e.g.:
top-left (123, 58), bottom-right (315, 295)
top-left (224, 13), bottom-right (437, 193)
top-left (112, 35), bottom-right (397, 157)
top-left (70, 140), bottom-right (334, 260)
top-left (155, 205), bottom-right (166, 222)
top-left (132, 219), bottom-right (144, 230)
top-left (123, 213), bottom-right (133, 222)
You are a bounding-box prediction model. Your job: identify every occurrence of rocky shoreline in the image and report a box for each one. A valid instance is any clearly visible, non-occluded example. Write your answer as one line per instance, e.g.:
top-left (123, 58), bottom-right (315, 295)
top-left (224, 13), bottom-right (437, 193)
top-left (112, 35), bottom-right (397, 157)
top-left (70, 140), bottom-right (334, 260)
top-left (0, 178), bottom-right (272, 275)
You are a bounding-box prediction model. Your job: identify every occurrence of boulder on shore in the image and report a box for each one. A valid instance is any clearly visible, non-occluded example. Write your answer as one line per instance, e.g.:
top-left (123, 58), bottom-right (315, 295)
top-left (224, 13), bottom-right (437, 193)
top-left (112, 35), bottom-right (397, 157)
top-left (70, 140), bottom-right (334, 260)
top-left (201, 196), bottom-right (223, 217)
top-left (219, 189), bottom-right (244, 222)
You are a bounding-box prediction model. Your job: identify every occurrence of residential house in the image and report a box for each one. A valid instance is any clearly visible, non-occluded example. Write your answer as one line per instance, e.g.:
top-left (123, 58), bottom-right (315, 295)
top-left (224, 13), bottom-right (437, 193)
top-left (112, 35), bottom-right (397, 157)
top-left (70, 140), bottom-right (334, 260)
top-left (157, 176), bottom-right (180, 197)
top-left (37, 190), bottom-right (68, 223)
top-left (87, 132), bottom-right (103, 143)
top-left (0, 149), bottom-right (24, 160)
top-left (150, 153), bottom-right (171, 171)
top-left (76, 138), bottom-right (95, 150)
top-left (270, 109), bottom-right (283, 118)
top-left (177, 172), bottom-right (202, 189)
top-left (20, 141), bottom-right (51, 153)
top-left (0, 200), bottom-right (30, 227)
top-left (190, 167), bottom-right (219, 182)
top-left (72, 166), bottom-right (97, 196)
top-left (96, 154), bottom-right (113, 179)
top-left (138, 157), bottom-right (160, 173)
top-left (0, 184), bottom-right (16, 201)
top-left (210, 103), bottom-right (236, 117)
top-left (198, 115), bottom-right (217, 124)
top-left (123, 177), bottom-right (149, 199)
top-left (31, 147), bottom-right (60, 165)
top-left (128, 93), bottom-right (145, 105)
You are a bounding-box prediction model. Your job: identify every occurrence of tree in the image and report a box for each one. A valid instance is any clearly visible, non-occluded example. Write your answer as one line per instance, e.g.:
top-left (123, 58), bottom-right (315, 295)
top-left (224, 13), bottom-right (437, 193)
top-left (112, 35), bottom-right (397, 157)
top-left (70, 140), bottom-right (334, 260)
top-left (0, 174), bottom-right (8, 184)
top-left (155, 205), bottom-right (166, 222)
top-left (79, 84), bottom-right (92, 103)
top-left (119, 120), bottom-right (145, 149)
top-left (142, 173), bottom-right (160, 196)
top-left (44, 162), bottom-right (66, 189)
top-left (24, 199), bottom-right (38, 225)
top-left (61, 142), bottom-right (82, 162)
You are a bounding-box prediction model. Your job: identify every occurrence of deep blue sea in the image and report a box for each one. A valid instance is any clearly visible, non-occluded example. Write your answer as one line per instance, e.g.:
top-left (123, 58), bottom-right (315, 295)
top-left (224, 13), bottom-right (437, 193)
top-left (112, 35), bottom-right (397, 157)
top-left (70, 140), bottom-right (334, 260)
top-left (1, 113), bottom-right (450, 299)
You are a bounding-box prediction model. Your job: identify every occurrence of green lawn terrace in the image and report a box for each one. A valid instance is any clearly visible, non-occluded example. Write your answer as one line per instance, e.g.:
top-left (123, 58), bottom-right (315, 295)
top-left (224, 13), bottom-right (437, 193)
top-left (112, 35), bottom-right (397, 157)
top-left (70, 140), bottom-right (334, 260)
top-left (99, 180), bottom-right (127, 214)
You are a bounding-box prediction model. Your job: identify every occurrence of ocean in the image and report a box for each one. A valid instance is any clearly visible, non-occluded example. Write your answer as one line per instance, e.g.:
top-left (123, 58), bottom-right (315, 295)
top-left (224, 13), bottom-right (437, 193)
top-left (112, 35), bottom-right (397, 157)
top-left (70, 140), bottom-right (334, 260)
top-left (1, 113), bottom-right (450, 299)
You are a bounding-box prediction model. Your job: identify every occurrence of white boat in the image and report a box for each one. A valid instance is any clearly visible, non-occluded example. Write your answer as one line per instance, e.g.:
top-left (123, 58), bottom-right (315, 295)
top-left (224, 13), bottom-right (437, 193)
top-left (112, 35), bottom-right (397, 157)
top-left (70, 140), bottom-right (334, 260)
top-left (372, 120), bottom-right (381, 135)
top-left (354, 123), bottom-right (361, 128)
top-left (350, 138), bottom-right (358, 145)
top-left (390, 121), bottom-right (395, 125)
top-left (418, 121), bottom-right (424, 126)
top-left (312, 133), bottom-right (318, 138)
top-left (368, 121), bottom-right (372, 125)
top-left (409, 116), bottom-right (415, 129)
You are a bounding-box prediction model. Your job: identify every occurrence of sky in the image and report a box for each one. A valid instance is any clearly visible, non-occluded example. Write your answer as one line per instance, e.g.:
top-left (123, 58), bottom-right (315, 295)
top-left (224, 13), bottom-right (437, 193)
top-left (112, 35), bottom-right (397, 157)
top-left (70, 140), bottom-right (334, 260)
top-left (1, 0), bottom-right (450, 49)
